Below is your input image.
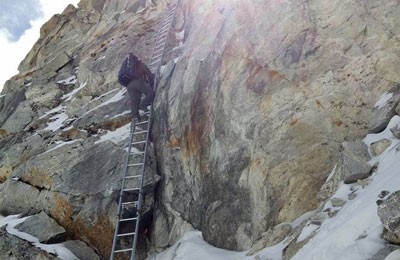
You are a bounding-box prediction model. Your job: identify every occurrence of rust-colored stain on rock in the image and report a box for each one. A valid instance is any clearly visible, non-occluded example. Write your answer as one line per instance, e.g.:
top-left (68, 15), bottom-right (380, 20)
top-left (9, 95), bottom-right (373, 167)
top-left (51, 193), bottom-right (113, 258)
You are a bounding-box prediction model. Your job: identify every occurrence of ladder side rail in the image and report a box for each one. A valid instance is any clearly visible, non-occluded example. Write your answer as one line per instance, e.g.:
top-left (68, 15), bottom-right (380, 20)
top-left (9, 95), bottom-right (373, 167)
top-left (110, 121), bottom-right (137, 260)
top-left (130, 77), bottom-right (157, 260)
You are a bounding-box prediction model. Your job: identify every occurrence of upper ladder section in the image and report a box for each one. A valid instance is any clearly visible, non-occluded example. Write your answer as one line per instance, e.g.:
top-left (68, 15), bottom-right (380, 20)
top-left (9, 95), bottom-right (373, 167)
top-left (148, 3), bottom-right (177, 79)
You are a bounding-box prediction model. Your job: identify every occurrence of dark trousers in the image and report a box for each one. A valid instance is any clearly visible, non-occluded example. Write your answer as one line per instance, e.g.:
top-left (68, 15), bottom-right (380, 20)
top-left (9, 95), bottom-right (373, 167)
top-left (126, 79), bottom-right (155, 118)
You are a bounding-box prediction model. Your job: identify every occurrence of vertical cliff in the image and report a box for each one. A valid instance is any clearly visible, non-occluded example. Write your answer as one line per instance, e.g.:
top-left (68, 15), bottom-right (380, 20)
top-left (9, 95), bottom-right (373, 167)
top-left (0, 0), bottom-right (399, 259)
top-left (152, 0), bottom-right (400, 251)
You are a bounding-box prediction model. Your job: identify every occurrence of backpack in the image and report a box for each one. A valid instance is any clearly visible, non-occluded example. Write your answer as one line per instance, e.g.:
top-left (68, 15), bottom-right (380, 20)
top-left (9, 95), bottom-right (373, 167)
top-left (118, 53), bottom-right (138, 86)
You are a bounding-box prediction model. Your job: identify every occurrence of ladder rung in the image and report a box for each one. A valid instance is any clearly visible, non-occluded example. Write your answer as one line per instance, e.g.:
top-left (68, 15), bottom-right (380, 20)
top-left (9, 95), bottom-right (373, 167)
top-left (159, 28), bottom-right (170, 35)
top-left (157, 40), bottom-right (167, 46)
top-left (160, 25), bottom-right (169, 31)
top-left (158, 33), bottom-right (168, 39)
top-left (123, 188), bottom-right (140, 192)
top-left (154, 44), bottom-right (165, 50)
top-left (159, 29), bottom-right (170, 35)
top-left (125, 175), bottom-right (142, 179)
top-left (155, 40), bottom-right (166, 46)
top-left (127, 163), bottom-right (143, 167)
top-left (122, 201), bottom-right (138, 206)
top-left (150, 59), bottom-right (162, 65)
top-left (159, 27), bottom-right (171, 34)
top-left (153, 50), bottom-right (164, 56)
top-left (117, 232), bottom-right (135, 237)
top-left (130, 151), bottom-right (145, 155)
top-left (156, 36), bottom-right (167, 42)
top-left (119, 217), bottom-right (138, 222)
top-left (153, 42), bottom-right (164, 49)
top-left (132, 140), bottom-right (147, 145)
top-left (162, 19), bottom-right (172, 25)
top-left (134, 130), bottom-right (148, 135)
top-left (136, 120), bottom-right (149, 125)
top-left (152, 46), bottom-right (165, 51)
top-left (153, 48), bottom-right (164, 54)
top-left (114, 248), bottom-right (133, 253)
top-left (152, 53), bottom-right (163, 60)
top-left (161, 22), bottom-right (172, 28)
top-left (151, 55), bottom-right (163, 61)
top-left (151, 54), bottom-right (163, 60)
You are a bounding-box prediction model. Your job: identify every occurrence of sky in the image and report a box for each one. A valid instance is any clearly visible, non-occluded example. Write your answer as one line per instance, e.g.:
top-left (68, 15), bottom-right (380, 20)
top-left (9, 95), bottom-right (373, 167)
top-left (0, 0), bottom-right (80, 91)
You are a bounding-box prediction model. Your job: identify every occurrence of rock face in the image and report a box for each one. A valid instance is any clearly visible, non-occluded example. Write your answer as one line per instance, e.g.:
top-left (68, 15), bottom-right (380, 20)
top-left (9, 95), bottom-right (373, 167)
top-left (0, 0), bottom-right (400, 257)
top-left (369, 84), bottom-right (400, 133)
top-left (340, 141), bottom-right (372, 184)
top-left (378, 191), bottom-right (400, 244)
top-left (0, 226), bottom-right (56, 260)
top-left (370, 139), bottom-right (392, 156)
top-left (63, 240), bottom-right (100, 260)
top-left (15, 212), bottom-right (66, 244)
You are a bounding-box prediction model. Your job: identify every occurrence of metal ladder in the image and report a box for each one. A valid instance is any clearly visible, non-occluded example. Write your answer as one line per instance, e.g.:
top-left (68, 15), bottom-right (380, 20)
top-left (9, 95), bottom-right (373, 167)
top-left (110, 3), bottom-right (177, 260)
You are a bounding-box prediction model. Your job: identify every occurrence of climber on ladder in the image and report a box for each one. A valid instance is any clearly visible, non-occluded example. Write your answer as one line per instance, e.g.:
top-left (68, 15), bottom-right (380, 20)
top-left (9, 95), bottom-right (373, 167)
top-left (118, 53), bottom-right (155, 122)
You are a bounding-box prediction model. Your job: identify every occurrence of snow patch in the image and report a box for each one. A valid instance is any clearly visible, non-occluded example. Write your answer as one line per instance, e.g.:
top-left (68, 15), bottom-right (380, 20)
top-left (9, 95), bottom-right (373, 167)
top-left (153, 230), bottom-right (289, 260)
top-left (45, 140), bottom-right (81, 153)
top-left (39, 105), bottom-right (64, 119)
top-left (291, 210), bottom-right (317, 228)
top-left (83, 88), bottom-right (120, 108)
top-left (43, 112), bottom-right (69, 132)
top-left (57, 76), bottom-right (77, 86)
top-left (81, 88), bottom-right (126, 117)
top-left (176, 29), bottom-right (185, 41)
top-left (95, 123), bottom-right (131, 145)
top-left (374, 92), bottom-right (393, 109)
top-left (0, 94), bottom-right (6, 98)
top-left (256, 239), bottom-right (290, 260)
top-left (153, 231), bottom-right (246, 260)
top-left (111, 110), bottom-right (131, 119)
top-left (98, 88), bottom-right (125, 107)
top-left (297, 223), bottom-right (320, 242)
top-left (385, 250), bottom-right (400, 260)
top-left (62, 81), bottom-right (87, 101)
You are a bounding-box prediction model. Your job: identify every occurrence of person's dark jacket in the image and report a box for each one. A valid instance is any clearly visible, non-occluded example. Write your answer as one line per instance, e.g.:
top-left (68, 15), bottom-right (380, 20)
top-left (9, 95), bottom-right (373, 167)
top-left (134, 61), bottom-right (155, 86)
